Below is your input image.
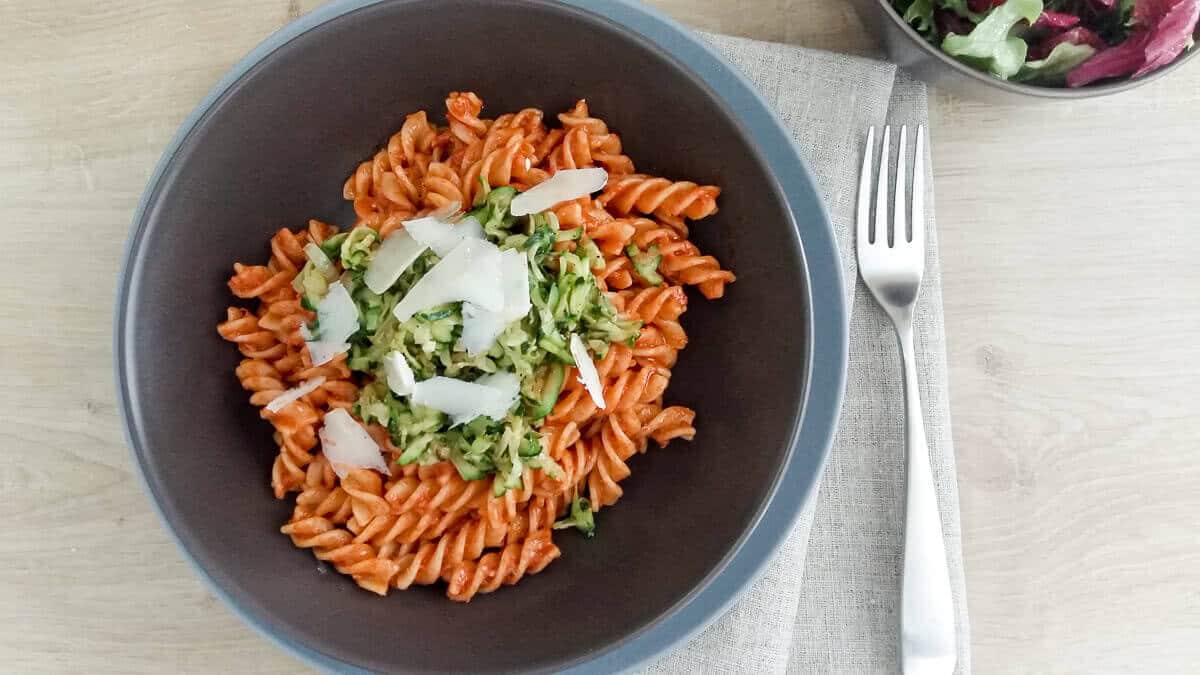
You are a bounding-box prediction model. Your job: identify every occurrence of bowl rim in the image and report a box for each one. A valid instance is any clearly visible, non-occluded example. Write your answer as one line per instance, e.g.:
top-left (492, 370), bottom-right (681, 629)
top-left (112, 0), bottom-right (849, 672)
top-left (871, 0), bottom-right (1200, 99)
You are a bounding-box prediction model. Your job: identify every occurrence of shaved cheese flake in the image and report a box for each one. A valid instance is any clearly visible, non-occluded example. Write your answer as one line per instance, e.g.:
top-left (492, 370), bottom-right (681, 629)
top-left (460, 249), bottom-right (531, 355)
top-left (498, 249), bottom-right (532, 319)
top-left (405, 212), bottom-right (485, 257)
top-left (304, 281), bottom-right (359, 366)
top-left (569, 334), bottom-right (606, 409)
top-left (477, 370), bottom-right (520, 391)
top-left (306, 340), bottom-right (350, 368)
top-left (383, 351), bottom-right (416, 397)
top-left (476, 371), bottom-right (520, 417)
top-left (460, 304), bottom-right (506, 357)
top-left (510, 167), bottom-right (608, 216)
top-left (455, 215), bottom-right (485, 242)
top-left (302, 243), bottom-right (338, 280)
top-left (265, 376), bottom-right (326, 413)
top-left (319, 408), bottom-right (389, 479)
top-left (429, 200), bottom-right (462, 220)
top-left (411, 373), bottom-right (519, 426)
top-left (392, 238), bottom-right (503, 322)
top-left (315, 281), bottom-right (358, 337)
top-left (364, 229), bottom-right (427, 294)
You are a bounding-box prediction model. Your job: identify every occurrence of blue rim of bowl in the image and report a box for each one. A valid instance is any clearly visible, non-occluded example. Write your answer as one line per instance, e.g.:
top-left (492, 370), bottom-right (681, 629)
top-left (113, 0), bottom-right (849, 672)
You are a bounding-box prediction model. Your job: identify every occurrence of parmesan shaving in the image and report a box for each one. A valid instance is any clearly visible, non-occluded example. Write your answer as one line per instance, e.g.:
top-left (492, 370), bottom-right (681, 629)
top-left (392, 238), bottom-right (504, 322)
top-left (303, 281), bottom-right (359, 366)
top-left (364, 229), bottom-right (427, 294)
top-left (264, 376), bottom-right (326, 413)
top-left (319, 408), bottom-right (389, 479)
top-left (510, 168), bottom-right (608, 216)
top-left (410, 373), bottom-right (520, 426)
top-left (569, 334), bottom-right (606, 409)
top-left (405, 213), bottom-right (484, 257)
top-left (460, 249), bottom-right (531, 355)
top-left (383, 351), bottom-right (416, 397)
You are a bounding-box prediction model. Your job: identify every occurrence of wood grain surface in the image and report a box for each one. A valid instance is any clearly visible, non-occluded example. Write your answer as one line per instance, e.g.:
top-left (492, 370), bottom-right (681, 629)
top-left (2, 1), bottom-right (1198, 672)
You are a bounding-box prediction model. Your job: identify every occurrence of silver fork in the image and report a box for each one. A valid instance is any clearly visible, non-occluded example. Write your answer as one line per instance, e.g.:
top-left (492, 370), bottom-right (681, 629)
top-left (856, 125), bottom-right (956, 675)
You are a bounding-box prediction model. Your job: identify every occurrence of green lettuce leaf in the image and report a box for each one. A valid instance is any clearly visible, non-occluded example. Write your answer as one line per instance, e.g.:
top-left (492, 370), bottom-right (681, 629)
top-left (942, 0), bottom-right (1044, 80)
top-left (938, 0), bottom-right (987, 22)
top-left (902, 0), bottom-right (936, 35)
top-left (1013, 41), bottom-right (1098, 84)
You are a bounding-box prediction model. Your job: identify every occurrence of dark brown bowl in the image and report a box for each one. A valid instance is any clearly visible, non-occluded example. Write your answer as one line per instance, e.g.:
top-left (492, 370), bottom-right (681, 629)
top-left (114, 0), bottom-right (848, 673)
top-left (850, 0), bottom-right (1200, 102)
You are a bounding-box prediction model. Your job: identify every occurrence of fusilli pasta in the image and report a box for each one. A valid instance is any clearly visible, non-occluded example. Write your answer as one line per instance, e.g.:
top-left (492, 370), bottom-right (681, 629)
top-left (218, 93), bottom-right (734, 601)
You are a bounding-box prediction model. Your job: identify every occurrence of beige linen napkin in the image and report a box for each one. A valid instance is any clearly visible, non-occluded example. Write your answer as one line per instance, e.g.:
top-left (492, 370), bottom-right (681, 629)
top-left (644, 33), bottom-right (971, 674)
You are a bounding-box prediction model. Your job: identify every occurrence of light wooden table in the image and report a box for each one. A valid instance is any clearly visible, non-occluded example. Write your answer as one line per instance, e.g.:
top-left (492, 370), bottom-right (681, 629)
top-left (3, 1), bottom-right (1198, 673)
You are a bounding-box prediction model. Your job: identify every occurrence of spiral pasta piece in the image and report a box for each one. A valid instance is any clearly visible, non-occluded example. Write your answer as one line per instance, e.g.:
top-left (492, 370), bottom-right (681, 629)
top-left (383, 463), bottom-right (491, 515)
top-left (217, 308), bottom-right (284, 360)
top-left (420, 161), bottom-right (465, 210)
top-left (617, 286), bottom-right (688, 350)
top-left (586, 218), bottom-right (636, 256)
top-left (557, 99), bottom-right (634, 175)
top-left (443, 530), bottom-right (561, 602)
top-left (599, 174), bottom-right (720, 221)
top-left (389, 516), bottom-right (508, 591)
top-left (461, 129), bottom-right (533, 205)
top-left (282, 515), bottom-right (354, 552)
top-left (294, 483), bottom-right (353, 524)
top-left (625, 217), bottom-right (734, 297)
top-left (390, 111), bottom-right (438, 169)
top-left (658, 244), bottom-right (736, 300)
top-left (643, 405), bottom-right (697, 446)
top-left (446, 91), bottom-right (488, 145)
top-left (594, 257), bottom-right (634, 291)
top-left (257, 298), bottom-right (310, 349)
top-left (492, 108), bottom-right (547, 147)
top-left (233, 358), bottom-right (287, 407)
top-left (586, 424), bottom-right (634, 510)
top-left (533, 422), bottom-right (590, 498)
top-left (548, 126), bottom-right (593, 172)
top-left (501, 495), bottom-right (562, 544)
top-left (557, 99), bottom-right (607, 135)
top-left (227, 263), bottom-right (290, 301)
top-left (533, 128), bottom-right (565, 164)
top-left (342, 147), bottom-right (425, 224)
top-left (632, 324), bottom-right (679, 368)
top-left (354, 508), bottom-right (473, 553)
top-left (482, 468), bottom-right (536, 529)
top-left (590, 131), bottom-right (634, 175)
top-left (546, 344), bottom-right (635, 425)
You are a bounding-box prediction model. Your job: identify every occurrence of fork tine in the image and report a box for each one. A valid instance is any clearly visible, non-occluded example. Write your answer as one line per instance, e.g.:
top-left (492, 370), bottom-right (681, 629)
top-left (911, 124), bottom-right (926, 255)
top-left (875, 126), bottom-right (891, 247)
top-left (894, 125), bottom-right (908, 245)
top-left (857, 127), bottom-right (875, 248)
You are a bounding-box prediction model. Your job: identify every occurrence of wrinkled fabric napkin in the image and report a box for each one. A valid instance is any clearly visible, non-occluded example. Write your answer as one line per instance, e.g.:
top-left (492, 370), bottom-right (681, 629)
top-left (644, 33), bottom-right (971, 674)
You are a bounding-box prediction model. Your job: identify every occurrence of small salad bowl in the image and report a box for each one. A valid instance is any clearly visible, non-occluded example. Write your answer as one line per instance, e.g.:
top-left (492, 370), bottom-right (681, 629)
top-left (850, 0), bottom-right (1200, 102)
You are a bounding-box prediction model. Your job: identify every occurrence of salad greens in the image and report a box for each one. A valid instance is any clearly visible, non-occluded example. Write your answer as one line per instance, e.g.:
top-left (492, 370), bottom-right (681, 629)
top-left (890, 0), bottom-right (1200, 87)
top-left (941, 0), bottom-right (1043, 80)
top-left (308, 185), bottom-right (641, 495)
top-left (1013, 40), bottom-right (1098, 82)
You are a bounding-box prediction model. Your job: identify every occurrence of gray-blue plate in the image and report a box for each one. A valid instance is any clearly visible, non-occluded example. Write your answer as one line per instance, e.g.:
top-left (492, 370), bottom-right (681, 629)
top-left (114, 1), bottom-right (847, 672)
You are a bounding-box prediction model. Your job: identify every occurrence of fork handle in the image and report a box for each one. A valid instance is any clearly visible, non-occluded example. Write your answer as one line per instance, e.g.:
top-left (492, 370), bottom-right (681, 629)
top-left (896, 320), bottom-right (956, 675)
